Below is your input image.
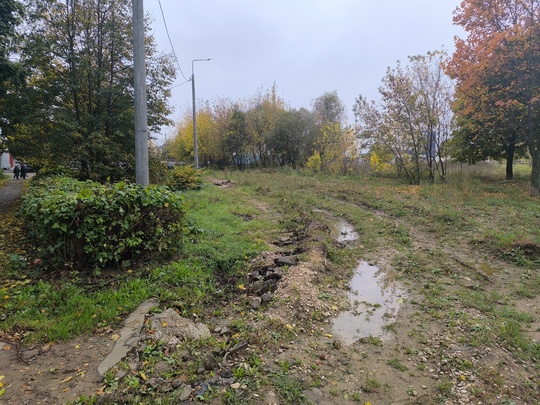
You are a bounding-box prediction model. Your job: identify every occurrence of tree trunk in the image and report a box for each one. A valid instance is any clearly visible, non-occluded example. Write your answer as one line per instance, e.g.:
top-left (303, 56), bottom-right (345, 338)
top-left (530, 151), bottom-right (540, 197)
top-left (505, 141), bottom-right (515, 180)
top-left (527, 103), bottom-right (540, 197)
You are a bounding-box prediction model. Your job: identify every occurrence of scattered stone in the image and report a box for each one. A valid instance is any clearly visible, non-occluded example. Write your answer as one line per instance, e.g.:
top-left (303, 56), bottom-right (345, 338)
top-left (274, 256), bottom-right (297, 267)
top-left (153, 360), bottom-right (171, 375)
top-left (261, 292), bottom-right (274, 303)
top-left (204, 354), bottom-right (218, 371)
top-left (259, 279), bottom-right (278, 295)
top-left (249, 297), bottom-right (262, 309)
top-left (272, 237), bottom-right (294, 246)
top-left (264, 270), bottom-right (283, 281)
top-left (218, 326), bottom-right (231, 336)
top-left (212, 179), bottom-right (233, 187)
top-left (147, 377), bottom-right (164, 388)
top-left (230, 382), bottom-right (241, 389)
top-left (248, 332), bottom-right (261, 346)
top-left (175, 384), bottom-right (192, 401)
top-left (149, 308), bottom-right (211, 343)
top-left (158, 381), bottom-right (174, 393)
top-left (265, 390), bottom-right (278, 404)
top-left (194, 383), bottom-right (208, 397)
top-left (303, 388), bottom-right (324, 404)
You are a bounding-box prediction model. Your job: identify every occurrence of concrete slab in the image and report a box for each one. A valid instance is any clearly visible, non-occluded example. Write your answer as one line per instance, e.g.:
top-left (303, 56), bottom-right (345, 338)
top-left (97, 297), bottom-right (160, 378)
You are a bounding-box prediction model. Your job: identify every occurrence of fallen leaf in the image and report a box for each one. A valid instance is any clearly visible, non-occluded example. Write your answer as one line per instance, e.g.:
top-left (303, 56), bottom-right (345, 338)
top-left (3, 345), bottom-right (11, 351)
top-left (237, 284), bottom-right (246, 290)
top-left (60, 376), bottom-right (73, 383)
top-left (140, 372), bottom-right (147, 381)
top-left (325, 334), bottom-right (333, 338)
top-left (74, 344), bottom-right (80, 349)
top-left (0, 388), bottom-right (5, 397)
top-left (110, 334), bottom-right (120, 341)
top-left (162, 322), bottom-right (167, 327)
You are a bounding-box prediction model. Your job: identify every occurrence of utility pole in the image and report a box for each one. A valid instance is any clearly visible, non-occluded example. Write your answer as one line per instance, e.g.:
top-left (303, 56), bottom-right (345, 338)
top-left (192, 58), bottom-right (211, 169)
top-left (132, 0), bottom-right (149, 185)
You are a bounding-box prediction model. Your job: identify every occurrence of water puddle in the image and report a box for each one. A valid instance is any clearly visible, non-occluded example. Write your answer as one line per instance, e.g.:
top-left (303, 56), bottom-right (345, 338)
top-left (332, 262), bottom-right (406, 346)
top-left (330, 219), bottom-right (359, 243)
top-left (313, 209), bottom-right (359, 243)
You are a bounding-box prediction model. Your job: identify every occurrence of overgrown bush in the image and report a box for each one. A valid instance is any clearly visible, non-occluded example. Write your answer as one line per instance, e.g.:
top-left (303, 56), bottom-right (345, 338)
top-left (20, 177), bottom-right (185, 272)
top-left (166, 165), bottom-right (202, 191)
top-left (148, 154), bottom-right (170, 185)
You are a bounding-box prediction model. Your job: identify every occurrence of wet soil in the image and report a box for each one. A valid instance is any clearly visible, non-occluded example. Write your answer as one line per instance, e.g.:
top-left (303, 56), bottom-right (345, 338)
top-left (1, 177), bottom-right (539, 405)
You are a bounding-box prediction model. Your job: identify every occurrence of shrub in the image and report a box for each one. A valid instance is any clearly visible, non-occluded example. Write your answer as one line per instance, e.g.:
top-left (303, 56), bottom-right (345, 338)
top-left (20, 177), bottom-right (185, 271)
top-left (166, 165), bottom-right (202, 191)
top-left (148, 155), bottom-right (170, 185)
top-left (305, 152), bottom-right (322, 173)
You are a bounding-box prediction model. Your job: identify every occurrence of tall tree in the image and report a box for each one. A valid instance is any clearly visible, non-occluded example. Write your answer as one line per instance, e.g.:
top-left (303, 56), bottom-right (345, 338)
top-left (354, 53), bottom-right (453, 184)
top-left (0, 0), bottom-right (24, 147)
top-left (225, 105), bottom-right (249, 169)
top-left (311, 91), bottom-right (353, 174)
top-left (447, 0), bottom-right (540, 193)
top-left (312, 90), bottom-right (346, 129)
top-left (268, 108), bottom-right (313, 167)
top-left (245, 84), bottom-right (286, 167)
top-left (6, 0), bottom-right (175, 181)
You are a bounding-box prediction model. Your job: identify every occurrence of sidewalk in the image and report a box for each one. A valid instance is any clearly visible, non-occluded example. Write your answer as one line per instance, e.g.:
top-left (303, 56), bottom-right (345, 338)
top-left (0, 173), bottom-right (29, 211)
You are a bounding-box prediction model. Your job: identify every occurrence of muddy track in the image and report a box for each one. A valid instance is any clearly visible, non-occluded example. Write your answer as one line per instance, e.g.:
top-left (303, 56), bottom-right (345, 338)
top-left (0, 178), bottom-right (538, 404)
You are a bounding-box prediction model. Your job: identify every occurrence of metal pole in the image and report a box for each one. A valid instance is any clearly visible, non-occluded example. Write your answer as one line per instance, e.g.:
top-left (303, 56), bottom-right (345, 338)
top-left (132, 0), bottom-right (149, 185)
top-left (191, 71), bottom-right (198, 169)
top-left (191, 59), bottom-right (211, 169)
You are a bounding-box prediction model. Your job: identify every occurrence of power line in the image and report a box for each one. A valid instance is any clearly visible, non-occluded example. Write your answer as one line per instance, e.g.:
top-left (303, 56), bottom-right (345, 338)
top-left (170, 78), bottom-right (192, 90)
top-left (157, 0), bottom-right (190, 82)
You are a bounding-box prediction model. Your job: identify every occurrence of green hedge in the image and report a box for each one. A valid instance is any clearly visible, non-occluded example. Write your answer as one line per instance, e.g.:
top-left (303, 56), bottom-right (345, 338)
top-left (20, 177), bottom-right (185, 271)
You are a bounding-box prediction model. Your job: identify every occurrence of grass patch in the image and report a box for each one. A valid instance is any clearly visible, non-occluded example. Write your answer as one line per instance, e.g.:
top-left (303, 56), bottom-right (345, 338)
top-left (0, 180), bottom-right (273, 342)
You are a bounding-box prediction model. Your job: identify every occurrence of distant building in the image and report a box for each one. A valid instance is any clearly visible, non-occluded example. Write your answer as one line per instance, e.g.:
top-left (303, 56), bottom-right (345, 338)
top-left (1, 152), bottom-right (14, 170)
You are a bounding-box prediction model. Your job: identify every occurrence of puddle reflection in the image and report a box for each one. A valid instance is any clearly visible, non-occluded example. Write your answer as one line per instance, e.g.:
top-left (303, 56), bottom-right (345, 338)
top-left (332, 262), bottom-right (405, 346)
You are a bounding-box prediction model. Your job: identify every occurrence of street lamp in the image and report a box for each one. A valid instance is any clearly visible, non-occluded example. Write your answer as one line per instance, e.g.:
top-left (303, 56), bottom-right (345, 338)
top-left (192, 58), bottom-right (211, 168)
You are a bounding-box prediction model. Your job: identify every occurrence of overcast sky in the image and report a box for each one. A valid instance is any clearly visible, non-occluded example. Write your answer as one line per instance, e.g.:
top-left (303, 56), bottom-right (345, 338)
top-left (147, 0), bottom-right (465, 142)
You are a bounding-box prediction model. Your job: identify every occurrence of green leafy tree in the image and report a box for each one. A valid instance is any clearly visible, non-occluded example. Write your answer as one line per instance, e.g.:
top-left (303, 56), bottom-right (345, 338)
top-left (6, 0), bottom-right (175, 181)
top-left (0, 0), bottom-right (24, 148)
top-left (268, 108), bottom-right (312, 167)
top-left (225, 105), bottom-right (249, 169)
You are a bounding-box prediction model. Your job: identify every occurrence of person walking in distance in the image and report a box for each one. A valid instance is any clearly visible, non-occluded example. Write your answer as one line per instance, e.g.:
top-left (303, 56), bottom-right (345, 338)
top-left (13, 163), bottom-right (20, 179)
top-left (20, 163), bottom-right (27, 180)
